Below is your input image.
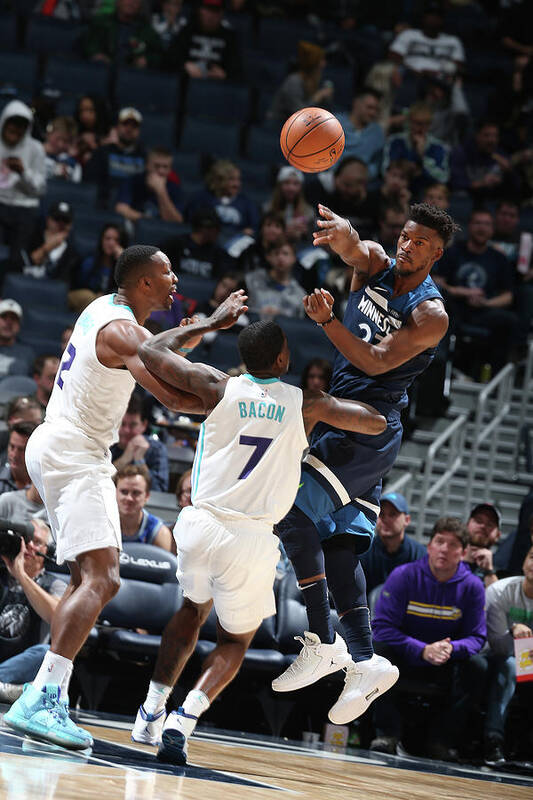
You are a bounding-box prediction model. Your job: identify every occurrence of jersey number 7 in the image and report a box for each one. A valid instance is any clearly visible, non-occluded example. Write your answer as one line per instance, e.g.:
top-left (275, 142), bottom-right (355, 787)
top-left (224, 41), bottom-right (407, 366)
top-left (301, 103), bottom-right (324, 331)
top-left (238, 435), bottom-right (272, 479)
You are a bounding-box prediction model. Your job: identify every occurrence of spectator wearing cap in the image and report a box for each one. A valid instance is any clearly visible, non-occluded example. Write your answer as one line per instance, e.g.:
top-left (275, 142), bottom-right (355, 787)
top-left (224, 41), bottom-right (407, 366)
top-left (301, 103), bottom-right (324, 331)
top-left (84, 107), bottom-right (146, 206)
top-left (115, 146), bottom-right (183, 224)
top-left (32, 355), bottom-right (60, 411)
top-left (478, 545), bottom-right (533, 766)
top-left (360, 493), bottom-right (426, 595)
top-left (0, 100), bottom-right (46, 260)
top-left (0, 421), bottom-right (37, 495)
top-left (268, 41), bottom-right (333, 124)
top-left (161, 207), bottom-right (235, 280)
top-left (186, 160), bottom-right (259, 237)
top-left (382, 102), bottom-right (449, 195)
top-left (13, 202), bottom-right (81, 287)
top-left (463, 503), bottom-right (502, 588)
top-left (336, 89), bottom-right (385, 181)
top-left (0, 300), bottom-right (35, 380)
top-left (389, 2), bottom-right (465, 81)
top-left (114, 465), bottom-right (174, 552)
top-left (82, 0), bottom-right (162, 68)
top-left (43, 117), bottom-right (81, 184)
top-left (165, 0), bottom-right (242, 81)
top-left (264, 167), bottom-right (314, 245)
top-left (371, 517), bottom-right (486, 760)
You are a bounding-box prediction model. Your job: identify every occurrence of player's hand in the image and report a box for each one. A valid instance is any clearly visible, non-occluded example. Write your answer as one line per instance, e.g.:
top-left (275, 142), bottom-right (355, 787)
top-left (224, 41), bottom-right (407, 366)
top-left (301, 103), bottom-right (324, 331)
top-left (209, 289), bottom-right (248, 330)
top-left (422, 638), bottom-right (452, 665)
top-left (303, 288), bottom-right (334, 324)
top-left (512, 623), bottom-right (533, 639)
top-left (178, 315), bottom-right (203, 349)
top-left (312, 204), bottom-right (354, 255)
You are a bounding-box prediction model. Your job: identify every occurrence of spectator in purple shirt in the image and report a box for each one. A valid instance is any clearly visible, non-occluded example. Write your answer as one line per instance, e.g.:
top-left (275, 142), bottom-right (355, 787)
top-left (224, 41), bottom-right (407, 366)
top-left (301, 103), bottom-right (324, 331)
top-left (370, 517), bottom-right (486, 761)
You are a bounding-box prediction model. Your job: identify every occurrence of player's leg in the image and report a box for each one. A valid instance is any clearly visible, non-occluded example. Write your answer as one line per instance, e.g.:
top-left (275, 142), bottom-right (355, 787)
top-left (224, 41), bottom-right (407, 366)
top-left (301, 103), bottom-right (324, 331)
top-left (157, 621), bottom-right (257, 765)
top-left (132, 597), bottom-right (212, 746)
top-left (323, 525), bottom-right (399, 725)
top-left (5, 548), bottom-right (121, 750)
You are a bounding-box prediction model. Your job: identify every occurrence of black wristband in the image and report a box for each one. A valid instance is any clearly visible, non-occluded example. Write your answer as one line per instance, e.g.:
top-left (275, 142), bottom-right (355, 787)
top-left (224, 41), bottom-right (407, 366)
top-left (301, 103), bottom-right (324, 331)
top-left (317, 312), bottom-right (335, 327)
top-left (482, 568), bottom-right (496, 577)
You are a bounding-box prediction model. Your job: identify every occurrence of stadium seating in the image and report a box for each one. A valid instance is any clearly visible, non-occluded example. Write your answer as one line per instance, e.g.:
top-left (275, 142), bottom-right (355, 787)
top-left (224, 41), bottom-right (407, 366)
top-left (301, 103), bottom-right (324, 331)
top-left (184, 79), bottom-right (251, 125)
top-left (44, 179), bottom-right (98, 214)
top-left (2, 274), bottom-right (68, 312)
top-left (275, 315), bottom-right (336, 374)
top-left (0, 52), bottom-right (37, 100)
top-left (26, 17), bottom-right (83, 55)
top-left (245, 125), bottom-right (284, 166)
top-left (21, 307), bottom-right (77, 342)
top-left (44, 56), bottom-right (111, 100)
top-left (116, 68), bottom-right (182, 115)
top-left (136, 218), bottom-right (191, 247)
top-left (0, 375), bottom-right (38, 399)
top-left (176, 275), bottom-right (217, 307)
top-left (179, 117), bottom-right (241, 159)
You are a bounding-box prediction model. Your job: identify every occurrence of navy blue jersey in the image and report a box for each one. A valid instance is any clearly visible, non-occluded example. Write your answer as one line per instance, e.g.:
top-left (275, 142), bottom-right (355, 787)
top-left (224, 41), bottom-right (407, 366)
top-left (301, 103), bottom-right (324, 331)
top-left (329, 260), bottom-right (442, 418)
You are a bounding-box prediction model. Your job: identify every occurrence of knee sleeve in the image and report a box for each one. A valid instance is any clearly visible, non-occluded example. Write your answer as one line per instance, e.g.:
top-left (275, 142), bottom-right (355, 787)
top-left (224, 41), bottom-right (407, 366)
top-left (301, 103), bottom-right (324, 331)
top-left (323, 534), bottom-right (368, 614)
top-left (276, 506), bottom-right (325, 582)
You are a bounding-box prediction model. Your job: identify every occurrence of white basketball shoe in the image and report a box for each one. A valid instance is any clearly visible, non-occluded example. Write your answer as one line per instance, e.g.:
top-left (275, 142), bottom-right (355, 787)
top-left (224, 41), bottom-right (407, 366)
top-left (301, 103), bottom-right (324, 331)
top-left (131, 705), bottom-right (166, 745)
top-left (272, 632), bottom-right (352, 692)
top-left (328, 654), bottom-right (399, 724)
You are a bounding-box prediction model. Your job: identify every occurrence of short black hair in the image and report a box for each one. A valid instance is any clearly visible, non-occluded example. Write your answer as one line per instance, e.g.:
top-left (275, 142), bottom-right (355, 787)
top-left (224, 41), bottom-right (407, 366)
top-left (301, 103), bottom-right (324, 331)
top-left (430, 516), bottom-right (468, 549)
top-left (353, 87), bottom-right (382, 102)
top-left (114, 245), bottom-right (160, 287)
top-left (9, 420), bottom-right (38, 439)
top-left (335, 156), bottom-right (367, 177)
top-left (408, 202), bottom-right (459, 247)
top-left (125, 393), bottom-right (147, 420)
top-left (238, 321), bottom-right (285, 372)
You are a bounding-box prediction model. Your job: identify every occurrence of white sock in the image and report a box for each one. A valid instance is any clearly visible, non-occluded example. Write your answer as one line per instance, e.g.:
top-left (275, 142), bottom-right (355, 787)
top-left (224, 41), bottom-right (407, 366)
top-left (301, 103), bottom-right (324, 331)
top-left (33, 651), bottom-right (73, 693)
top-left (144, 680), bottom-right (172, 715)
top-left (60, 663), bottom-right (73, 699)
top-left (179, 688), bottom-right (210, 737)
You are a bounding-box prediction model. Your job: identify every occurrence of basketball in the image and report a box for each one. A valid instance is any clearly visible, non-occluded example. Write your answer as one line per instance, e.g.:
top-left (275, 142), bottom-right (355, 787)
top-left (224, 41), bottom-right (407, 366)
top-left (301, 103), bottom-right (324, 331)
top-left (280, 107), bottom-right (345, 173)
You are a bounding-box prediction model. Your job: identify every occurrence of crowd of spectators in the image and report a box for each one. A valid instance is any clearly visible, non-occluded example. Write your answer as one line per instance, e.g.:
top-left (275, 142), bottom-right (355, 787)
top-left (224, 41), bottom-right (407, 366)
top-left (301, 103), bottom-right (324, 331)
top-left (0, 0), bottom-right (533, 767)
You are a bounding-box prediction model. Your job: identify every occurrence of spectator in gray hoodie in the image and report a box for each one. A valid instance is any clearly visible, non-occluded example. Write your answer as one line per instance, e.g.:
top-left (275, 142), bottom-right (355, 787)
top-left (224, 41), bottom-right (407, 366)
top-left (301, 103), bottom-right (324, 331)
top-left (0, 101), bottom-right (47, 259)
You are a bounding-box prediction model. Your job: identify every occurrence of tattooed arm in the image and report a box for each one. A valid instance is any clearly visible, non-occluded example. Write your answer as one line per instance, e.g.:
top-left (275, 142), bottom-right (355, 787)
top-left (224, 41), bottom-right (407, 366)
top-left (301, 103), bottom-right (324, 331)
top-left (302, 389), bottom-right (387, 438)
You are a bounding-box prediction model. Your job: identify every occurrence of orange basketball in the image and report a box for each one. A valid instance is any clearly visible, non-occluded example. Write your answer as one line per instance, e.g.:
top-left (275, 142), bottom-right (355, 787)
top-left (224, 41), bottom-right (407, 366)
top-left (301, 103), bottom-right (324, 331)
top-left (280, 107), bottom-right (345, 173)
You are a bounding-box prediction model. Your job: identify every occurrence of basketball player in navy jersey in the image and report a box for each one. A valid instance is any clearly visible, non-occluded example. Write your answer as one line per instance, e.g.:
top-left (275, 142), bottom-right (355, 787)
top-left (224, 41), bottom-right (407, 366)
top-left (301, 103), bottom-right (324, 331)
top-left (273, 202), bottom-right (457, 725)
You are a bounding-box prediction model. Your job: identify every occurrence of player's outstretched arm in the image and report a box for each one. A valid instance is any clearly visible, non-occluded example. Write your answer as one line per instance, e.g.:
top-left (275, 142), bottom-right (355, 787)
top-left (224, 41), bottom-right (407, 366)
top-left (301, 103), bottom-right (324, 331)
top-left (305, 290), bottom-right (448, 376)
top-left (302, 389), bottom-right (387, 438)
top-left (138, 290), bottom-right (249, 412)
top-left (99, 320), bottom-right (207, 414)
top-left (312, 204), bottom-right (388, 286)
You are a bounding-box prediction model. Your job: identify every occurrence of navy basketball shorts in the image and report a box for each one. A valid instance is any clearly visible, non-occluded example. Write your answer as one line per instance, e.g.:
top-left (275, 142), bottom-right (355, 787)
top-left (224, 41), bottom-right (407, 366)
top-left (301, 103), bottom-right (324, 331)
top-left (294, 416), bottom-right (403, 546)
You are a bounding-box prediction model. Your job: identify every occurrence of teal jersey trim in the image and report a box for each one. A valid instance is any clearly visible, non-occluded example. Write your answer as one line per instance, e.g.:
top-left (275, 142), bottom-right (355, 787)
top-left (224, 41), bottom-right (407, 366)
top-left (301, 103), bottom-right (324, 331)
top-left (110, 293), bottom-right (135, 317)
top-left (243, 373), bottom-right (280, 385)
top-left (191, 422), bottom-right (206, 503)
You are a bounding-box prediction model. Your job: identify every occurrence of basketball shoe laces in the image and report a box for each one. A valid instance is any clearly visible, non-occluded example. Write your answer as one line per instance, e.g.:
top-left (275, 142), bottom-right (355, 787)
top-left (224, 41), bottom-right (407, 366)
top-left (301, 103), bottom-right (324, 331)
top-left (284, 635), bottom-right (321, 677)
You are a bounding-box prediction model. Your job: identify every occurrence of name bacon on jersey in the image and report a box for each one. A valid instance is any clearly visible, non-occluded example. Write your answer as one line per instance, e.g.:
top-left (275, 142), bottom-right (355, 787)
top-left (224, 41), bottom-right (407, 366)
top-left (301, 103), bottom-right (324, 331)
top-left (238, 400), bottom-right (286, 423)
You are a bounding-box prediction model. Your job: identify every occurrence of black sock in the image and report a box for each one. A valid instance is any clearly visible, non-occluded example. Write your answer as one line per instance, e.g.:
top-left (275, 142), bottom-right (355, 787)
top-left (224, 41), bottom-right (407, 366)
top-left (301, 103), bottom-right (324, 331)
top-left (300, 579), bottom-right (335, 644)
top-left (340, 607), bottom-right (374, 662)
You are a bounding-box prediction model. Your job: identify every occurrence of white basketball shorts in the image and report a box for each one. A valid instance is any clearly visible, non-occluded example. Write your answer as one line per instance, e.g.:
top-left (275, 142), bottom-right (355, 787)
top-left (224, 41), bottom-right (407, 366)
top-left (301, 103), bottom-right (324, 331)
top-left (25, 421), bottom-right (121, 564)
top-left (174, 505), bottom-right (280, 635)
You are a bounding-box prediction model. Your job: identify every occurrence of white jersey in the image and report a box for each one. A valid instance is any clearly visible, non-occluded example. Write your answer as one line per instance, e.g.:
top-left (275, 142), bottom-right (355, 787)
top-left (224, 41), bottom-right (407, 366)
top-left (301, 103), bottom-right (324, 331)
top-left (191, 373), bottom-right (308, 526)
top-left (45, 293), bottom-right (136, 449)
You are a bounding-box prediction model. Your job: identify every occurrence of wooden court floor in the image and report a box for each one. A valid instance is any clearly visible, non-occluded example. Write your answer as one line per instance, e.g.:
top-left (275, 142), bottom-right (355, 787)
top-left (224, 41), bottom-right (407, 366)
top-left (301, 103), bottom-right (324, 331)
top-left (1, 706), bottom-right (532, 800)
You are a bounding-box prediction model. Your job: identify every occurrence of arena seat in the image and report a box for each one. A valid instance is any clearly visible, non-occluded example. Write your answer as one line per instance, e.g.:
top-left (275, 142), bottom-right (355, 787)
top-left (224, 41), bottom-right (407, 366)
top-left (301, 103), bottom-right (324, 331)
top-left (184, 79), bottom-right (251, 125)
top-left (26, 17), bottom-right (83, 54)
top-left (44, 180), bottom-right (98, 214)
top-left (0, 52), bottom-right (37, 99)
top-left (140, 111), bottom-right (178, 151)
top-left (176, 275), bottom-right (217, 307)
top-left (44, 56), bottom-right (111, 99)
top-left (2, 274), bottom-right (68, 312)
top-left (256, 17), bottom-right (317, 56)
top-left (18, 335), bottom-right (62, 358)
top-left (136, 218), bottom-right (190, 247)
top-left (245, 125), bottom-right (284, 166)
top-left (179, 117), bottom-right (241, 159)
top-left (0, 375), bottom-right (38, 398)
top-left (274, 315), bottom-right (336, 374)
top-left (0, 14), bottom-right (18, 51)
top-left (202, 332), bottom-right (240, 371)
top-left (21, 307), bottom-right (77, 342)
top-left (116, 68), bottom-right (182, 115)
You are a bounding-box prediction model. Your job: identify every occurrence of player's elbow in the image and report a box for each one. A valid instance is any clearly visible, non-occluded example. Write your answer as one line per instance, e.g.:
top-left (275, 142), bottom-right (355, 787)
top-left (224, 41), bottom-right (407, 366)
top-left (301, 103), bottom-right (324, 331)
top-left (371, 413), bottom-right (387, 434)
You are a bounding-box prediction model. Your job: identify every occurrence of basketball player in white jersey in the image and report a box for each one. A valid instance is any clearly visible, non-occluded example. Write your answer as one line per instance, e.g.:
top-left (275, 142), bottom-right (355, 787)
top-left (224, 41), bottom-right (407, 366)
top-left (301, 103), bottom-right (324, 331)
top-left (4, 245), bottom-right (231, 750)
top-left (130, 312), bottom-right (387, 765)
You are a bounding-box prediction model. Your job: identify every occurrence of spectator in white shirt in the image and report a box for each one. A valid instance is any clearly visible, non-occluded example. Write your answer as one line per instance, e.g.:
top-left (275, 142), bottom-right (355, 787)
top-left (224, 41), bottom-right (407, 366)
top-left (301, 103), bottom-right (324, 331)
top-left (389, 2), bottom-right (465, 80)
